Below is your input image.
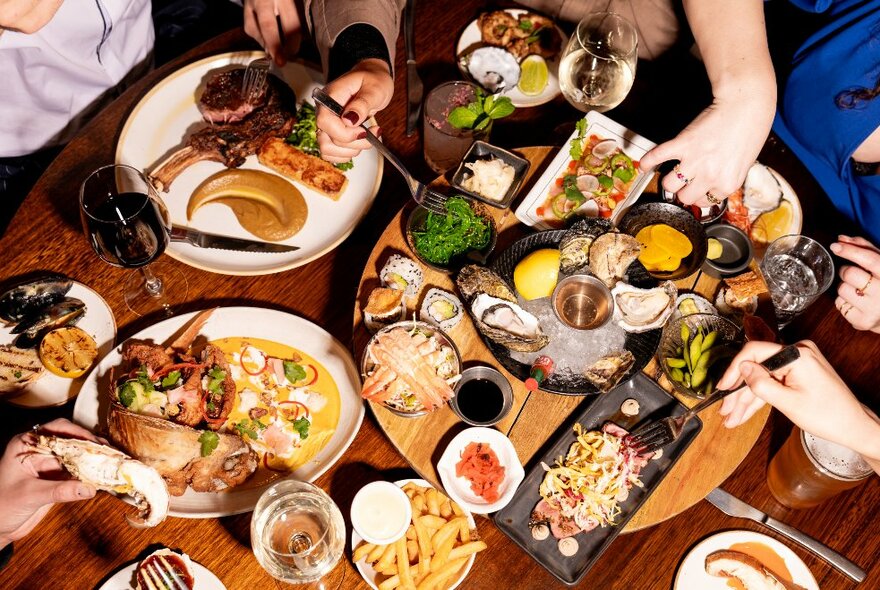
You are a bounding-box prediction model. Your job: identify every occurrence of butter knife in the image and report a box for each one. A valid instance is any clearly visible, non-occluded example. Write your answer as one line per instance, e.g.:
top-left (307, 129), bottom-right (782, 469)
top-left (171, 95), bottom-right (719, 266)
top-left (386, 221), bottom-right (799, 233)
top-left (170, 226), bottom-right (298, 253)
top-left (404, 0), bottom-right (423, 136)
top-left (706, 488), bottom-right (866, 582)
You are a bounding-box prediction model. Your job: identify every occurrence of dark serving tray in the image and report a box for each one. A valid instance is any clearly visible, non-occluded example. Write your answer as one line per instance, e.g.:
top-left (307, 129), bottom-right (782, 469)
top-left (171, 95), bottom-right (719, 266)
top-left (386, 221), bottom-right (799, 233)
top-left (487, 228), bottom-right (661, 395)
top-left (493, 372), bottom-right (702, 586)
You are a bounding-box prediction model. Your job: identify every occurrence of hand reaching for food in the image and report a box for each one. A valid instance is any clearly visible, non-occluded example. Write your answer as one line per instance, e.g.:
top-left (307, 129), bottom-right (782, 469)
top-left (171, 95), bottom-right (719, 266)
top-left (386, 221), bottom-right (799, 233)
top-left (717, 340), bottom-right (880, 472)
top-left (315, 59), bottom-right (394, 163)
top-left (831, 235), bottom-right (880, 333)
top-left (243, 0), bottom-right (303, 67)
top-left (0, 419), bottom-right (101, 548)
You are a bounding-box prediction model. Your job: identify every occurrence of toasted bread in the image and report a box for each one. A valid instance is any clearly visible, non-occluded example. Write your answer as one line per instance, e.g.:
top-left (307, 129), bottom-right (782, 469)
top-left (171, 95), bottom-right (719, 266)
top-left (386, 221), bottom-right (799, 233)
top-left (705, 550), bottom-right (807, 590)
top-left (725, 270), bottom-right (767, 299)
top-left (258, 137), bottom-right (348, 200)
top-left (0, 345), bottom-right (44, 393)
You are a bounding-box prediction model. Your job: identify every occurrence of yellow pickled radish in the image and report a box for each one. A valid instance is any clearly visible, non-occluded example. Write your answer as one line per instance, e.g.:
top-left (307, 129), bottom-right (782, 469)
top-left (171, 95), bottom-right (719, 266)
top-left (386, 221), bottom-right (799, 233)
top-left (651, 224), bottom-right (693, 258)
top-left (707, 238), bottom-right (724, 260)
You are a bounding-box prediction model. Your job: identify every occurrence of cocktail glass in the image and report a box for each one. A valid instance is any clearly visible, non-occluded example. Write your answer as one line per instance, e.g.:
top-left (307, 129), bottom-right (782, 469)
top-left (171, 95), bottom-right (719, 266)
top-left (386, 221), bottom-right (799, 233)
top-left (423, 81), bottom-right (489, 175)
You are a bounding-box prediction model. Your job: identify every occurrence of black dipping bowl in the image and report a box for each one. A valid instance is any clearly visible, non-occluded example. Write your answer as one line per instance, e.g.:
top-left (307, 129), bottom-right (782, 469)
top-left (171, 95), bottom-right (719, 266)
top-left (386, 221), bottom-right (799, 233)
top-left (703, 223), bottom-right (753, 277)
top-left (618, 202), bottom-right (708, 281)
top-left (405, 200), bottom-right (497, 274)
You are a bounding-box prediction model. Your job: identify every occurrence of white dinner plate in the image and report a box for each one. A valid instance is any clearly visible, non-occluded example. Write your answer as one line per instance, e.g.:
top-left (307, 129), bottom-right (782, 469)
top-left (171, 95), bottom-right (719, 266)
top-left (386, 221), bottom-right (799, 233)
top-left (674, 530), bottom-right (819, 590)
top-left (72, 306), bottom-right (364, 518)
top-left (98, 559), bottom-right (225, 590)
top-left (766, 166), bottom-right (803, 237)
top-left (456, 9), bottom-right (567, 108)
top-left (351, 479), bottom-right (477, 590)
top-left (1, 281), bottom-right (116, 408)
top-left (116, 51), bottom-right (382, 276)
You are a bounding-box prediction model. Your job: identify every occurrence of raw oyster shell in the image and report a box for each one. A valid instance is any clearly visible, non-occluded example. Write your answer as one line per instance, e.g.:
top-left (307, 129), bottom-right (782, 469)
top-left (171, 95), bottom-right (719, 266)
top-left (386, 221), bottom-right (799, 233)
top-left (611, 281), bottom-right (677, 333)
top-left (464, 46), bottom-right (521, 93)
top-left (456, 264), bottom-right (516, 303)
top-left (584, 350), bottom-right (635, 392)
top-left (743, 163), bottom-right (783, 222)
top-left (589, 232), bottom-right (642, 288)
top-left (0, 274), bottom-right (72, 323)
top-left (559, 218), bottom-right (612, 275)
top-left (471, 293), bottom-right (549, 352)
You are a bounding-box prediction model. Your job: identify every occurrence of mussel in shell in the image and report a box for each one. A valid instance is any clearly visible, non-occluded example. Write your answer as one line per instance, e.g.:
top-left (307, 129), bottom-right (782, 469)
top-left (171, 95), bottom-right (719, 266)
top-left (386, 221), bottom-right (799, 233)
top-left (0, 274), bottom-right (72, 323)
top-left (13, 297), bottom-right (85, 348)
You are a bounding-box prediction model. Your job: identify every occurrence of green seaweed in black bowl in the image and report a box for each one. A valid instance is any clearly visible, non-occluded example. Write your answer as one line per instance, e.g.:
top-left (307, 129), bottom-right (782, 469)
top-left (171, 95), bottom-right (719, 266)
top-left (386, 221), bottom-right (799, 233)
top-left (411, 196), bottom-right (493, 266)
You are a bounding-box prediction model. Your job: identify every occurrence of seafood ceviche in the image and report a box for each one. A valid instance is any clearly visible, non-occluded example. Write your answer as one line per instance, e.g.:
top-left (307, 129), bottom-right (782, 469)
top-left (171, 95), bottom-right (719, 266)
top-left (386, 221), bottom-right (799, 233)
top-left (361, 322), bottom-right (461, 413)
top-left (537, 119), bottom-right (641, 223)
top-left (531, 423), bottom-right (649, 539)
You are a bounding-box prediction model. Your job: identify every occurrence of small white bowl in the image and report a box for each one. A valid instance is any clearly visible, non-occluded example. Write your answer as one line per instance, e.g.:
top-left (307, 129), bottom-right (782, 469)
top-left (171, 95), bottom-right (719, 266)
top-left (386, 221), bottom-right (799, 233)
top-left (437, 427), bottom-right (525, 514)
top-left (350, 481), bottom-right (412, 545)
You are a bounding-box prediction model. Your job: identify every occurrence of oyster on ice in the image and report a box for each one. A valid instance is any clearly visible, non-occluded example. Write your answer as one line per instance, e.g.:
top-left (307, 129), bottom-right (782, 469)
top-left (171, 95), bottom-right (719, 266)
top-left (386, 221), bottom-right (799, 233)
top-left (743, 163), bottom-right (783, 221)
top-left (559, 218), bottom-right (612, 275)
top-left (31, 435), bottom-right (169, 527)
top-left (471, 293), bottom-right (549, 352)
top-left (463, 46), bottom-right (521, 93)
top-left (584, 350), bottom-right (635, 392)
top-left (589, 232), bottom-right (642, 288)
top-left (611, 281), bottom-right (677, 333)
top-left (457, 264), bottom-right (517, 303)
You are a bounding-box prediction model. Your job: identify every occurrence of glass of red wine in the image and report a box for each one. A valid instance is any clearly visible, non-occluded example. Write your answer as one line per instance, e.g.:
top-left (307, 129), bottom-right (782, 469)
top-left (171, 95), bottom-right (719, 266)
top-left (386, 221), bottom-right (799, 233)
top-left (79, 164), bottom-right (187, 316)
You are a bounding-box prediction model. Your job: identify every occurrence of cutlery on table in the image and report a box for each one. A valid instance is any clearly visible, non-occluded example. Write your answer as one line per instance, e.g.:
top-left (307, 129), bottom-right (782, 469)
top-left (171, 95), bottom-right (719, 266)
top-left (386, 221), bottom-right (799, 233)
top-left (404, 0), bottom-right (423, 136)
top-left (311, 87), bottom-right (448, 214)
top-left (170, 225), bottom-right (298, 253)
top-left (627, 345), bottom-right (801, 452)
top-left (241, 56), bottom-right (270, 101)
top-left (706, 488), bottom-right (867, 583)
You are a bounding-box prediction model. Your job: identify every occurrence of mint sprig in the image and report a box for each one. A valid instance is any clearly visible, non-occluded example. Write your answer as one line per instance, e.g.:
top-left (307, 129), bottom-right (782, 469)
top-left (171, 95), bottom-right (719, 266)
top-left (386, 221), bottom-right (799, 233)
top-left (447, 90), bottom-right (515, 131)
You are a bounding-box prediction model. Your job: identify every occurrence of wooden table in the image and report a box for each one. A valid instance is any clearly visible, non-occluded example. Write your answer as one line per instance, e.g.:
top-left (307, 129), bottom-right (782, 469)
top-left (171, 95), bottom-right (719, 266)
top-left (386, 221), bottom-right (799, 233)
top-left (1, 4), bottom-right (880, 589)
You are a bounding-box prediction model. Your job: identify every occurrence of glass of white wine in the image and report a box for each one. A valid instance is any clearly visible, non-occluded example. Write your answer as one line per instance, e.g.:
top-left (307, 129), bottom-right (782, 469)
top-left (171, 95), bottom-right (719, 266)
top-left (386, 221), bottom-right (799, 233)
top-left (559, 12), bottom-right (638, 112)
top-left (251, 480), bottom-right (347, 589)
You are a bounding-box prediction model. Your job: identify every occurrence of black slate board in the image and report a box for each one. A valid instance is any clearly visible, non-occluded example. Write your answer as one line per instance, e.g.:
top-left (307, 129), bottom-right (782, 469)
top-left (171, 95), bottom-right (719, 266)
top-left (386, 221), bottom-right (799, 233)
top-left (493, 372), bottom-right (702, 586)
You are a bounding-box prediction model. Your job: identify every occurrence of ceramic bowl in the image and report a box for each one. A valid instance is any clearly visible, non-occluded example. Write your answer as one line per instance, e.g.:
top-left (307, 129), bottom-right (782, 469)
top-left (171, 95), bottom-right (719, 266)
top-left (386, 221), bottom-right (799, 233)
top-left (618, 202), bottom-right (708, 281)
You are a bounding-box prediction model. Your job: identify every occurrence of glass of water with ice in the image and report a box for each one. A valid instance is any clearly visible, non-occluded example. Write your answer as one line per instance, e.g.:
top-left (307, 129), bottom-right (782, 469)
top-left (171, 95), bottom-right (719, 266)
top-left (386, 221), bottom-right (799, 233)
top-left (251, 479), bottom-right (346, 588)
top-left (760, 235), bottom-right (834, 328)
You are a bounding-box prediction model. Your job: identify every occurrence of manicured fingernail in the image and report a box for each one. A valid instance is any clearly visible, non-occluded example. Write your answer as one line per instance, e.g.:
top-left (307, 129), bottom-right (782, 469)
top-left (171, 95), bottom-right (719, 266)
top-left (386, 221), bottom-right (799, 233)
top-left (343, 111), bottom-right (359, 125)
top-left (831, 243), bottom-right (842, 253)
top-left (357, 131), bottom-right (367, 140)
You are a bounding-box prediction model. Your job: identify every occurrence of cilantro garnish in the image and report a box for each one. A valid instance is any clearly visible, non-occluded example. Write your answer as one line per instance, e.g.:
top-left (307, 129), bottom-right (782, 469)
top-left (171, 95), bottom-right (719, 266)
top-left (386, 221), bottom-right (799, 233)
top-left (136, 366), bottom-right (155, 392)
top-left (207, 366), bottom-right (226, 394)
top-left (283, 361), bottom-right (306, 384)
top-left (569, 118), bottom-right (588, 161)
top-left (198, 431), bottom-right (219, 456)
top-left (13, 370), bottom-right (22, 379)
top-left (518, 20), bottom-right (533, 32)
top-left (291, 417), bottom-right (310, 440)
top-left (161, 370), bottom-right (181, 388)
top-left (234, 420), bottom-right (259, 440)
top-left (119, 382), bottom-right (137, 408)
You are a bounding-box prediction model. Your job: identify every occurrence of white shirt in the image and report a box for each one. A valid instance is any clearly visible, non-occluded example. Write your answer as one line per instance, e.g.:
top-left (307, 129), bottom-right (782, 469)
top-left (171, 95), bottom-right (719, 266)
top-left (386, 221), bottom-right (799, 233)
top-left (0, 0), bottom-right (154, 158)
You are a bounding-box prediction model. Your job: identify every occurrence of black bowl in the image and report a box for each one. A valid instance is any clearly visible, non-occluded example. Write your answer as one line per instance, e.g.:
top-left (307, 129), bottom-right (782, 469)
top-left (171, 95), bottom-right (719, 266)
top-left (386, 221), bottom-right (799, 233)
top-left (405, 200), bottom-right (497, 274)
top-left (450, 141), bottom-right (530, 209)
top-left (703, 223), bottom-right (753, 277)
top-left (617, 202), bottom-right (708, 281)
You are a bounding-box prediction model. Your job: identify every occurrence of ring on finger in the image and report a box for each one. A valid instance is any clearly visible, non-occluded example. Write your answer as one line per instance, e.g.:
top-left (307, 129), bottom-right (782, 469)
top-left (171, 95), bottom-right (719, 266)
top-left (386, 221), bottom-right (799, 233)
top-left (841, 302), bottom-right (853, 317)
top-left (705, 191), bottom-right (721, 205)
top-left (856, 275), bottom-right (873, 297)
top-left (673, 164), bottom-right (694, 186)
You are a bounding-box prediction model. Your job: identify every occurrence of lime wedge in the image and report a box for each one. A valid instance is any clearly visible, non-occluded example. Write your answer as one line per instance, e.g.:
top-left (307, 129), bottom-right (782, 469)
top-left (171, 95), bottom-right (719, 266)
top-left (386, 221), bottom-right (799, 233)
top-left (518, 55), bottom-right (549, 96)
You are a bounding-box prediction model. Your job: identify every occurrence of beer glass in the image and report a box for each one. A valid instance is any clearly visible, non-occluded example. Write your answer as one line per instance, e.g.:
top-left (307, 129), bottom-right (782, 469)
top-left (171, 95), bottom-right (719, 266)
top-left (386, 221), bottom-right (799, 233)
top-left (767, 427), bottom-right (873, 509)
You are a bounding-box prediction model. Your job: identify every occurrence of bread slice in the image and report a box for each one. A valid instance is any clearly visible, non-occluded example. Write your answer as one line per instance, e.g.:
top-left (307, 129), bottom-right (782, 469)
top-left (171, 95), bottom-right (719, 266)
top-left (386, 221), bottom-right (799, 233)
top-left (725, 270), bottom-right (768, 299)
top-left (705, 550), bottom-right (807, 590)
top-left (257, 137), bottom-right (348, 200)
top-left (0, 344), bottom-right (44, 393)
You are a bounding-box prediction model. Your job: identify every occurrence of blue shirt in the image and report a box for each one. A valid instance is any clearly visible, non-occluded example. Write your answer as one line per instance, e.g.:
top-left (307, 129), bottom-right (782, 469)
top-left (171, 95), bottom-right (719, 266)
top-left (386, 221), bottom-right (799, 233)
top-left (772, 0), bottom-right (880, 243)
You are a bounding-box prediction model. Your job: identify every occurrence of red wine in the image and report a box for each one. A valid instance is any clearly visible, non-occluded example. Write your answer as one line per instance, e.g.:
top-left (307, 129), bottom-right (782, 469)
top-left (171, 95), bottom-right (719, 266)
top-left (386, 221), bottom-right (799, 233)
top-left (83, 192), bottom-right (169, 268)
top-left (455, 378), bottom-right (504, 424)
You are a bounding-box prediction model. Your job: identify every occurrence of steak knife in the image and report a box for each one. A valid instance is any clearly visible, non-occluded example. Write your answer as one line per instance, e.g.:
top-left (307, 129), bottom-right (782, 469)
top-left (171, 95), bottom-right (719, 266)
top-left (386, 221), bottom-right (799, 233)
top-left (706, 488), bottom-right (866, 582)
top-left (170, 226), bottom-right (298, 253)
top-left (404, 0), bottom-right (423, 136)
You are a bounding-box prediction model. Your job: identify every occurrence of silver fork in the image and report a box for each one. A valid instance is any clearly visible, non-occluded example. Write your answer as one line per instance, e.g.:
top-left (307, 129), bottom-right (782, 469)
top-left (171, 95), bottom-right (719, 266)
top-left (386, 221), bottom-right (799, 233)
top-left (241, 57), bottom-right (271, 101)
top-left (311, 87), bottom-right (449, 214)
top-left (627, 345), bottom-right (801, 453)
top-left (139, 555), bottom-right (189, 590)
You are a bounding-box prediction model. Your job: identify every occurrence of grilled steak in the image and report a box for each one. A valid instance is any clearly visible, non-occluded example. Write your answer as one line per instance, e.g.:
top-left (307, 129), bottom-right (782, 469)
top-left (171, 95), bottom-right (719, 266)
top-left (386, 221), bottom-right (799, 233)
top-left (198, 69), bottom-right (266, 124)
top-left (149, 70), bottom-right (297, 192)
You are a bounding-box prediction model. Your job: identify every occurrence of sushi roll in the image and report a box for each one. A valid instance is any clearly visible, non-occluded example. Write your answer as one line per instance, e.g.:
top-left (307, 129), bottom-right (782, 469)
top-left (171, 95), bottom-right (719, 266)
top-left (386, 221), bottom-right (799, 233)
top-left (419, 288), bottom-right (463, 331)
top-left (363, 287), bottom-right (406, 333)
top-left (380, 254), bottom-right (423, 299)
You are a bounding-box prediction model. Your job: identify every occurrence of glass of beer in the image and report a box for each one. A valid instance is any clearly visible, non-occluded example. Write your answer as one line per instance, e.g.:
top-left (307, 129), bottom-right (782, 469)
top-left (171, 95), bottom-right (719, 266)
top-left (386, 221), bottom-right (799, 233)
top-left (767, 427), bottom-right (873, 509)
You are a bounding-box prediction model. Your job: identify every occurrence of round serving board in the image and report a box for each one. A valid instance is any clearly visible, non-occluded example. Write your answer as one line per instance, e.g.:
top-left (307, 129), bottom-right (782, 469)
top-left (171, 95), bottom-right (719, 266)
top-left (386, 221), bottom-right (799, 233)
top-left (352, 147), bottom-right (769, 532)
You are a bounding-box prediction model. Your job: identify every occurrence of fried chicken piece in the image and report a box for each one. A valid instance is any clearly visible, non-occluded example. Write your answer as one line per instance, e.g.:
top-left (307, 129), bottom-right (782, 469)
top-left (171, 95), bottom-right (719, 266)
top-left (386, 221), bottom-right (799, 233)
top-left (479, 10), bottom-right (519, 47)
top-left (257, 138), bottom-right (348, 200)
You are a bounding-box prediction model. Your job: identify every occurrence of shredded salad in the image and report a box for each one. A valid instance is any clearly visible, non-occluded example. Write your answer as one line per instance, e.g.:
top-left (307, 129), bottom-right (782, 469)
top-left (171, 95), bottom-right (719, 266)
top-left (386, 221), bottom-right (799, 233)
top-left (539, 424), bottom-right (644, 530)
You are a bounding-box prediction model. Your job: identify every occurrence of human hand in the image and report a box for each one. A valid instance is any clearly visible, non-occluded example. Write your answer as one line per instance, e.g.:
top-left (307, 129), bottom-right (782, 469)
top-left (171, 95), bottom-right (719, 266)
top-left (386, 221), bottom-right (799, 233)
top-left (0, 0), bottom-right (63, 33)
top-left (717, 341), bottom-right (880, 462)
top-left (639, 91), bottom-right (774, 207)
top-left (315, 59), bottom-right (393, 164)
top-left (243, 0), bottom-right (302, 67)
top-left (830, 235), bottom-right (880, 333)
top-left (0, 419), bottom-right (104, 548)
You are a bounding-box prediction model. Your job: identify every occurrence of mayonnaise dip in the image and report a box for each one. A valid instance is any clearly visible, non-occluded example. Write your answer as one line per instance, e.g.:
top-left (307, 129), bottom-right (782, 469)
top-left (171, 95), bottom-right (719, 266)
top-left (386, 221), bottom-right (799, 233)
top-left (351, 481), bottom-right (412, 545)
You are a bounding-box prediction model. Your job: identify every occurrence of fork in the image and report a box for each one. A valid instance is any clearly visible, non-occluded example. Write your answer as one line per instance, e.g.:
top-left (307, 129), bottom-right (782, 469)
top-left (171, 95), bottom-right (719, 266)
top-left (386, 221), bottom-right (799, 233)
top-left (627, 345), bottom-right (801, 453)
top-left (241, 57), bottom-right (271, 101)
top-left (139, 554), bottom-right (189, 590)
top-left (311, 87), bottom-right (449, 214)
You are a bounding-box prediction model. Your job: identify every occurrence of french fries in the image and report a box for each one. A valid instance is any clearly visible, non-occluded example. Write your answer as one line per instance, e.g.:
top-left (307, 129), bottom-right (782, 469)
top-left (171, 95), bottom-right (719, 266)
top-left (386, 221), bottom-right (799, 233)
top-left (355, 482), bottom-right (487, 590)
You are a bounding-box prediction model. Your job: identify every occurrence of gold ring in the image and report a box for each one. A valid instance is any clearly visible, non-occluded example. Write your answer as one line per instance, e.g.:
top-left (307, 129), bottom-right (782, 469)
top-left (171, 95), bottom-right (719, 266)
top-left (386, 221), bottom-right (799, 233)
top-left (673, 164), bottom-right (693, 186)
top-left (856, 275), bottom-right (873, 297)
top-left (706, 192), bottom-right (721, 205)
top-left (842, 302), bottom-right (853, 317)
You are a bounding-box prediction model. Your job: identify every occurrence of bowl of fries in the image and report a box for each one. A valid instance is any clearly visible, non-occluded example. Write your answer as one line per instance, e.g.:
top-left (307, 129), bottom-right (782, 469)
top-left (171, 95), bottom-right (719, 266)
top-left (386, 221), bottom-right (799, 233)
top-left (351, 479), bottom-right (487, 590)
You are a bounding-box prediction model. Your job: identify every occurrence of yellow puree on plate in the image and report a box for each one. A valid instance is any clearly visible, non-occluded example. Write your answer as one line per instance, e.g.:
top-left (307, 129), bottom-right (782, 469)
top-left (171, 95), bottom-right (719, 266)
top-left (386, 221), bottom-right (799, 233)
top-left (212, 336), bottom-right (340, 472)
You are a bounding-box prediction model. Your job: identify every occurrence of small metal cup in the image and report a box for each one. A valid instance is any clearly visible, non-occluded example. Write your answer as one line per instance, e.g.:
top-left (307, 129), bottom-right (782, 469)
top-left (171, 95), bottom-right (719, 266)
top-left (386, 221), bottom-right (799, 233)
top-left (450, 366), bottom-right (513, 426)
top-left (551, 274), bottom-right (614, 330)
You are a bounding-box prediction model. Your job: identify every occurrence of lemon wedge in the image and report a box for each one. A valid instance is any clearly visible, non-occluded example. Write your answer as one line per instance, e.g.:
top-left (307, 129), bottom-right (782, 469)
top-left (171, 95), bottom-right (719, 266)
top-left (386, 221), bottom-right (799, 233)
top-left (39, 327), bottom-right (98, 379)
top-left (518, 55), bottom-right (549, 96)
top-left (751, 201), bottom-right (793, 246)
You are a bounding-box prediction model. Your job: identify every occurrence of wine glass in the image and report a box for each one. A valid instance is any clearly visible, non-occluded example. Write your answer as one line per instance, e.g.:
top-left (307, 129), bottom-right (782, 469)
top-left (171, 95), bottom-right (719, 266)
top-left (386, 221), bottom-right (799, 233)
top-left (559, 12), bottom-right (638, 112)
top-left (79, 164), bottom-right (187, 316)
top-left (251, 480), bottom-right (347, 589)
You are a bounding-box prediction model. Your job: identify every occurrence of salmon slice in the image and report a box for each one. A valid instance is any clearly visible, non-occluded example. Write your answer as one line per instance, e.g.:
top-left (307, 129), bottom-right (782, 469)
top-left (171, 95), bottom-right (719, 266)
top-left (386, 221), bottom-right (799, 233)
top-left (456, 442), bottom-right (505, 503)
